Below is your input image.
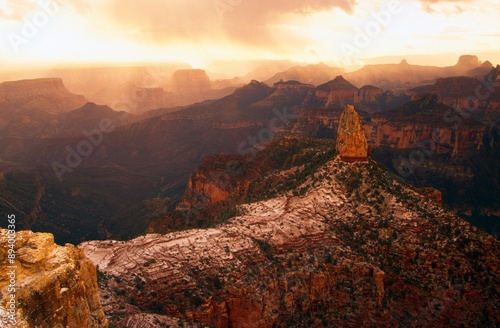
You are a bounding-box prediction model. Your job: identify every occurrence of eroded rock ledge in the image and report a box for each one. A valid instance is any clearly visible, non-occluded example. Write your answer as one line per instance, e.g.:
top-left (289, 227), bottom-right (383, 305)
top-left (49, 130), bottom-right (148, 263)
top-left (0, 230), bottom-right (107, 327)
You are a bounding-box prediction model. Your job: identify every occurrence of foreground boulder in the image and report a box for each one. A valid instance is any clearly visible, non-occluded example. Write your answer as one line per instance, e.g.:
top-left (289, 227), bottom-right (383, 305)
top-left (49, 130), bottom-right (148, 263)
top-left (0, 230), bottom-right (107, 327)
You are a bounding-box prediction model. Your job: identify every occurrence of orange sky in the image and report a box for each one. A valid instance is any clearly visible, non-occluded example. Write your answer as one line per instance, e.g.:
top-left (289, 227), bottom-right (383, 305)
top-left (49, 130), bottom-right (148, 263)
top-left (0, 0), bottom-right (499, 74)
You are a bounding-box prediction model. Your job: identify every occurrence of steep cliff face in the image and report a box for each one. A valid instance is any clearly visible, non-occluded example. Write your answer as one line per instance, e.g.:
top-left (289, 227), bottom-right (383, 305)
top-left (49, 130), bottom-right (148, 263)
top-left (408, 68), bottom-right (500, 126)
top-left (0, 230), bottom-right (107, 327)
top-left (168, 69), bottom-right (211, 94)
top-left (358, 84), bottom-right (383, 103)
top-left (83, 158), bottom-right (499, 328)
top-left (366, 95), bottom-right (486, 155)
top-left (408, 76), bottom-right (487, 111)
top-left (180, 171), bottom-right (231, 209)
top-left (0, 78), bottom-right (87, 114)
top-left (311, 75), bottom-right (359, 108)
top-left (336, 105), bottom-right (369, 161)
top-left (168, 138), bottom-right (337, 228)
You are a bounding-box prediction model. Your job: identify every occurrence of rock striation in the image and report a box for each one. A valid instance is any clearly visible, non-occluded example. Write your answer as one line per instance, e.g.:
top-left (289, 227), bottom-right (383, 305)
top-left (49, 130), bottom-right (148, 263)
top-left (0, 230), bottom-right (107, 327)
top-left (336, 105), bottom-right (369, 161)
top-left (82, 158), bottom-right (500, 328)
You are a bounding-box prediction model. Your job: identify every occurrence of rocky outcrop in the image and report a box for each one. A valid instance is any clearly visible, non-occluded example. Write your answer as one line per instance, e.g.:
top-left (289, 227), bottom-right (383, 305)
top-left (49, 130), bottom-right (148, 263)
top-left (415, 187), bottom-right (443, 206)
top-left (180, 171), bottom-right (231, 209)
top-left (358, 84), bottom-right (383, 102)
top-left (82, 158), bottom-right (500, 327)
top-left (366, 95), bottom-right (487, 156)
top-left (168, 69), bottom-right (211, 94)
top-left (408, 68), bottom-right (500, 126)
top-left (134, 87), bottom-right (176, 112)
top-left (0, 78), bottom-right (87, 114)
top-left (312, 75), bottom-right (359, 108)
top-left (0, 230), bottom-right (107, 327)
top-left (336, 105), bottom-right (369, 161)
top-left (455, 55), bottom-right (481, 70)
top-left (408, 76), bottom-right (487, 110)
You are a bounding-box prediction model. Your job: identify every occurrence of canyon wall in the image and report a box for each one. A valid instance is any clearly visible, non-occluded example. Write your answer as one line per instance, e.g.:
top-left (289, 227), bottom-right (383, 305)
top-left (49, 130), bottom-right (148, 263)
top-left (0, 78), bottom-right (87, 114)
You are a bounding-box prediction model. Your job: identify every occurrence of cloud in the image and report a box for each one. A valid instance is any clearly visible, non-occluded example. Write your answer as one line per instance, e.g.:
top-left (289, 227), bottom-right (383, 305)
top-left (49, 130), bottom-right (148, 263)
top-left (0, 0), bottom-right (92, 21)
top-left (418, 0), bottom-right (472, 14)
top-left (0, 0), bottom-right (38, 20)
top-left (99, 0), bottom-right (357, 46)
top-left (65, 0), bottom-right (93, 13)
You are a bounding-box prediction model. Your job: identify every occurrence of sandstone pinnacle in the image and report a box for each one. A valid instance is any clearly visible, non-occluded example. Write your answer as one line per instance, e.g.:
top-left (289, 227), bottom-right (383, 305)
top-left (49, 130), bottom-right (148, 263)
top-left (336, 105), bottom-right (368, 161)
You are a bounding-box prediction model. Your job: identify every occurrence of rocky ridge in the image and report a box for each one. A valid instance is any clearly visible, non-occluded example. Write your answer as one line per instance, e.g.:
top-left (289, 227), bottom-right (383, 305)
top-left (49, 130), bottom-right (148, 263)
top-left (82, 154), bottom-right (499, 327)
top-left (344, 55), bottom-right (492, 92)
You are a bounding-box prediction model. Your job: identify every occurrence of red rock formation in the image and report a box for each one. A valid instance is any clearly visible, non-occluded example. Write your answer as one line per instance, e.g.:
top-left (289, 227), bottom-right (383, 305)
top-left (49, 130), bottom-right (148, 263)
top-left (415, 187), bottom-right (443, 206)
top-left (408, 76), bottom-right (487, 111)
top-left (455, 55), bottom-right (481, 69)
top-left (364, 95), bottom-right (487, 156)
top-left (0, 230), bottom-right (107, 327)
top-left (314, 76), bottom-right (359, 108)
top-left (358, 85), bottom-right (383, 103)
top-left (180, 171), bottom-right (231, 209)
top-left (336, 105), bottom-right (369, 161)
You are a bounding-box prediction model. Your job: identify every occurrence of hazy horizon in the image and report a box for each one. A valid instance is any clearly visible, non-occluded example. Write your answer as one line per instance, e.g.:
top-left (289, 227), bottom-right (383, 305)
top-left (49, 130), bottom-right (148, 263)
top-left (0, 0), bottom-right (499, 78)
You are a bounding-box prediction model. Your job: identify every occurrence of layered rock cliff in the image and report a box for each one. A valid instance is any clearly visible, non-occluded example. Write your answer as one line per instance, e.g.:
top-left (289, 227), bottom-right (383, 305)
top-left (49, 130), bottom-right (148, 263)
top-left (336, 105), bottom-right (369, 161)
top-left (167, 69), bottom-right (211, 93)
top-left (0, 230), bottom-right (107, 327)
top-left (310, 75), bottom-right (359, 108)
top-left (82, 157), bottom-right (499, 327)
top-left (366, 94), bottom-right (486, 155)
top-left (0, 78), bottom-right (87, 114)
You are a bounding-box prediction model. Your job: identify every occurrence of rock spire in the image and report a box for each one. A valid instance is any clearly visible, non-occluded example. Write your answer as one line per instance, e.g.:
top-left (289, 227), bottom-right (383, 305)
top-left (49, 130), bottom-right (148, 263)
top-left (336, 105), bottom-right (368, 161)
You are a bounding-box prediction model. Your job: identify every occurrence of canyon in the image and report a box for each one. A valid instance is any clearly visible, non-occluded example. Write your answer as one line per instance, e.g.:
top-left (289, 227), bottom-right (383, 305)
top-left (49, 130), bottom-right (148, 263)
top-left (0, 56), bottom-right (499, 327)
top-left (78, 106), bottom-right (498, 327)
top-left (82, 153), bottom-right (500, 327)
top-left (0, 64), bottom-right (498, 244)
